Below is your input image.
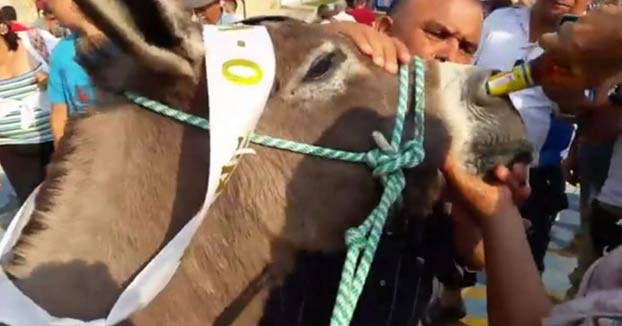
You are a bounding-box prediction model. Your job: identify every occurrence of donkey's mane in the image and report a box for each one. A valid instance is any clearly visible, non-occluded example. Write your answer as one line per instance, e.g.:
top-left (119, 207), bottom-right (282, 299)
top-left (8, 113), bottom-right (95, 267)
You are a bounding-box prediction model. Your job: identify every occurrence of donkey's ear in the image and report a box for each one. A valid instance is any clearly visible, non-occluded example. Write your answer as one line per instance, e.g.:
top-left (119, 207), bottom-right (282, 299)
top-left (73, 0), bottom-right (204, 80)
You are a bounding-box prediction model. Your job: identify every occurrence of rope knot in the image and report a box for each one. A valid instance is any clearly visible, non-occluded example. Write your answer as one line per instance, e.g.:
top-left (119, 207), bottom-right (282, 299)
top-left (366, 131), bottom-right (424, 178)
top-left (345, 228), bottom-right (367, 249)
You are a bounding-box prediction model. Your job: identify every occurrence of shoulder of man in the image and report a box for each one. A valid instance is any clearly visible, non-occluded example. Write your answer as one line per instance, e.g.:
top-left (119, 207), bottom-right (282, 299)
top-left (49, 35), bottom-right (77, 62)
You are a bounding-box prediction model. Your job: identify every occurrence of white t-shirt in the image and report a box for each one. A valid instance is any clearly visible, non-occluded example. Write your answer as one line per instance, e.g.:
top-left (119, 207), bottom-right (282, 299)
top-left (475, 7), bottom-right (575, 167)
top-left (597, 136), bottom-right (622, 208)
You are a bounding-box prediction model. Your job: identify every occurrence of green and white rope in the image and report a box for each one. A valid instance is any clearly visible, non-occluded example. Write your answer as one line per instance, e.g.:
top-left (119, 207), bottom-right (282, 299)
top-left (126, 57), bottom-right (426, 326)
top-left (329, 58), bottom-right (425, 326)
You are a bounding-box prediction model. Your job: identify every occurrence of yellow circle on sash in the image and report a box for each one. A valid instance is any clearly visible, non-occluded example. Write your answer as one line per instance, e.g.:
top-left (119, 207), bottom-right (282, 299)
top-left (222, 59), bottom-right (264, 86)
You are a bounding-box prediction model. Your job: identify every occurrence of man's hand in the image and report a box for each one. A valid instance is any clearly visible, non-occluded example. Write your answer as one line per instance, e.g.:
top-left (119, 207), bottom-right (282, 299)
top-left (540, 6), bottom-right (622, 88)
top-left (324, 22), bottom-right (411, 74)
top-left (36, 72), bottom-right (49, 89)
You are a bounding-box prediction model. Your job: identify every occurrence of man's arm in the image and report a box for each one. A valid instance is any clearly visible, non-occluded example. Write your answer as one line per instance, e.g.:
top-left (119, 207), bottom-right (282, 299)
top-left (50, 104), bottom-right (68, 147)
top-left (47, 46), bottom-right (69, 147)
top-left (442, 161), bottom-right (553, 326)
top-left (481, 209), bottom-right (553, 326)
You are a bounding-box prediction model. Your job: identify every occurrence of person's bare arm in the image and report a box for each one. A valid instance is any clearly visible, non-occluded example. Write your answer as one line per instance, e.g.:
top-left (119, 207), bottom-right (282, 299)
top-left (442, 160), bottom-right (552, 326)
top-left (51, 103), bottom-right (68, 148)
top-left (481, 208), bottom-right (552, 326)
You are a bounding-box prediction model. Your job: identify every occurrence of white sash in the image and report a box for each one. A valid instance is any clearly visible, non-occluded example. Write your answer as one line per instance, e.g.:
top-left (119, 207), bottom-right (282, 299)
top-left (0, 24), bottom-right (276, 326)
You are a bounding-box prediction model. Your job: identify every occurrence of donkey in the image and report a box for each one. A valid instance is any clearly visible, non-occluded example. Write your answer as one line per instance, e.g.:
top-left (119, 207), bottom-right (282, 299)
top-left (1, 1), bottom-right (531, 325)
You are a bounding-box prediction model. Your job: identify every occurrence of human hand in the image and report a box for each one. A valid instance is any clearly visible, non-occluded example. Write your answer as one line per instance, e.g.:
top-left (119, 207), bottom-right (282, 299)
top-left (539, 6), bottom-right (622, 88)
top-left (35, 72), bottom-right (48, 89)
top-left (442, 157), bottom-right (530, 225)
top-left (324, 22), bottom-right (411, 74)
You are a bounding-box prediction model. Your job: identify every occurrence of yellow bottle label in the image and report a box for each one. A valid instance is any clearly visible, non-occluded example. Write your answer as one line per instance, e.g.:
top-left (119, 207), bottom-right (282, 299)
top-left (486, 63), bottom-right (535, 96)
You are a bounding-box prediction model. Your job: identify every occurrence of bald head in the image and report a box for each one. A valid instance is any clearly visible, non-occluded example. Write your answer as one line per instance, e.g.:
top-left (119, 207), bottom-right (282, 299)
top-left (378, 0), bottom-right (483, 64)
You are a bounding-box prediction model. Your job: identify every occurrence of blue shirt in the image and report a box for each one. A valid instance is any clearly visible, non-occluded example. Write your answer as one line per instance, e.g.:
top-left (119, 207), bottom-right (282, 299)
top-left (48, 34), bottom-right (98, 115)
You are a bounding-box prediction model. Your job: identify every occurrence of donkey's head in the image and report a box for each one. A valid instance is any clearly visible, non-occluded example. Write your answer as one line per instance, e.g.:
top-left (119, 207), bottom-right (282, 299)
top-left (73, 0), bottom-right (530, 237)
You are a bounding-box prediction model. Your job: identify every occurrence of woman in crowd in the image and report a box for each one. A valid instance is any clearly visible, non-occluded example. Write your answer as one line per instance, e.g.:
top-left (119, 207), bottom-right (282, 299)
top-left (0, 13), bottom-right (55, 203)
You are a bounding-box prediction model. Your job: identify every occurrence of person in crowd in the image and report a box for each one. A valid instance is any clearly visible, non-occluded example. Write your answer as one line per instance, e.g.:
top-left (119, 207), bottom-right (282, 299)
top-left (0, 6), bottom-right (28, 32)
top-left (446, 7), bottom-right (622, 325)
top-left (333, 1), bottom-right (357, 22)
top-left (47, 0), bottom-right (102, 147)
top-left (0, 12), bottom-right (56, 203)
top-left (563, 85), bottom-right (617, 296)
top-left (219, 0), bottom-right (241, 24)
top-left (346, 0), bottom-right (376, 26)
top-left (585, 102), bottom-right (622, 258)
top-left (185, 0), bottom-right (222, 25)
top-left (337, 4), bottom-right (622, 324)
top-left (474, 0), bottom-right (589, 274)
top-left (33, 3), bottom-right (71, 38)
top-left (312, 4), bottom-right (338, 24)
top-left (0, 4), bottom-right (58, 54)
top-left (327, 0), bottom-right (485, 322)
top-left (541, 3), bottom-right (622, 294)
top-left (307, 1), bottom-right (356, 24)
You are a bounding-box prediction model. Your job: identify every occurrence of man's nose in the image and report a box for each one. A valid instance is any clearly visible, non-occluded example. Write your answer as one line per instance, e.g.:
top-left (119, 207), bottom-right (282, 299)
top-left (433, 39), bottom-right (460, 63)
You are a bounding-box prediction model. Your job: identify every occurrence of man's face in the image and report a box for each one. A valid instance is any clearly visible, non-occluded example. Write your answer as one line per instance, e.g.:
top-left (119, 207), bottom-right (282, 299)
top-left (535, 0), bottom-right (590, 22)
top-left (194, 3), bottom-right (221, 24)
top-left (380, 0), bottom-right (483, 64)
top-left (47, 0), bottom-right (82, 29)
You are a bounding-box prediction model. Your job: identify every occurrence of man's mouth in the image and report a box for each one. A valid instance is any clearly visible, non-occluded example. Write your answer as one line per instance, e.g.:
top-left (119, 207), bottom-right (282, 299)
top-left (552, 0), bottom-right (573, 9)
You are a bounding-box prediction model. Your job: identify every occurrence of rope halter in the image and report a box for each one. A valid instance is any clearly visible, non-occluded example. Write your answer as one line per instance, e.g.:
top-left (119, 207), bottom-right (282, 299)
top-left (126, 57), bottom-right (426, 326)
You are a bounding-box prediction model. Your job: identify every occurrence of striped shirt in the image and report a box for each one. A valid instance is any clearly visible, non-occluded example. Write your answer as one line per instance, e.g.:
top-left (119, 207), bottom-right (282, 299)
top-left (0, 64), bottom-right (54, 145)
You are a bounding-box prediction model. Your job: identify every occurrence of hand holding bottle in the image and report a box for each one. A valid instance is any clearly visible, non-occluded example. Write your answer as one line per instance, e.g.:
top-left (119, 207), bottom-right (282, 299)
top-left (540, 6), bottom-right (622, 88)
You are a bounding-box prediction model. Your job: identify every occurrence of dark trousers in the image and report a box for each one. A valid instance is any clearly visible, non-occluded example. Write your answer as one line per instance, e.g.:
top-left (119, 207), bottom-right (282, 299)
top-left (0, 142), bottom-right (54, 204)
top-left (520, 164), bottom-right (568, 272)
top-left (590, 200), bottom-right (622, 257)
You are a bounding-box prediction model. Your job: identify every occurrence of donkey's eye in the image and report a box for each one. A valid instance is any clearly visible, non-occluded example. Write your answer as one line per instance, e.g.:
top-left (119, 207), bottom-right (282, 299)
top-left (302, 51), bottom-right (343, 82)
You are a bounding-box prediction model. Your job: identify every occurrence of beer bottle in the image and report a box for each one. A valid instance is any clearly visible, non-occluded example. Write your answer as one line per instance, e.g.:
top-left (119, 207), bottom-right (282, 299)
top-left (485, 53), bottom-right (584, 97)
top-left (486, 14), bottom-right (586, 97)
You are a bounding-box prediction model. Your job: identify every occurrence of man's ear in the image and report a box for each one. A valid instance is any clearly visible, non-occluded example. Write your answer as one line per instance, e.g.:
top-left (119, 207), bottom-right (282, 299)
top-left (375, 16), bottom-right (394, 34)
